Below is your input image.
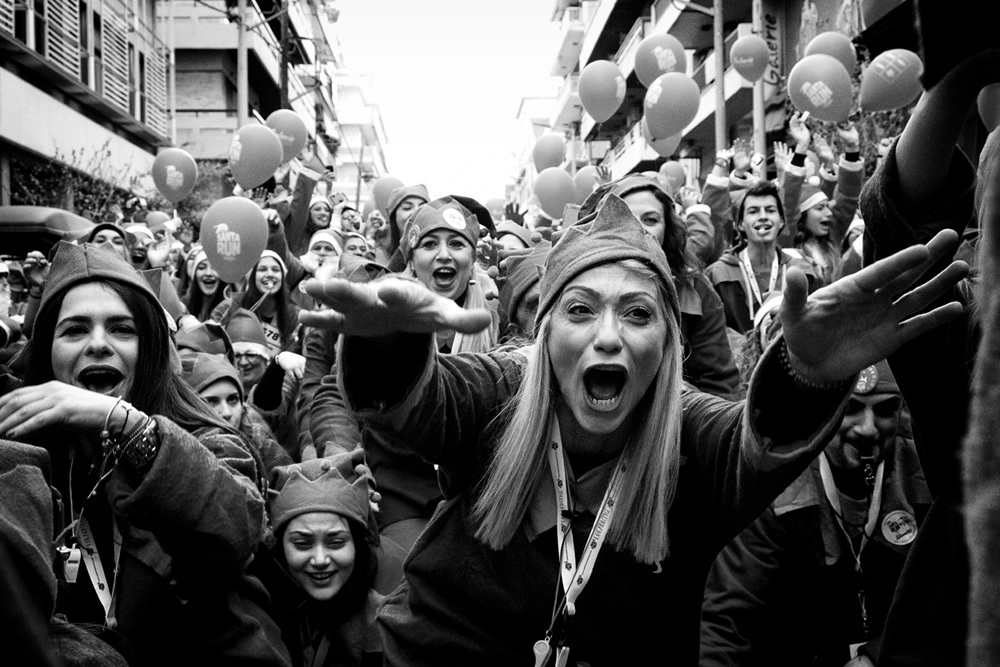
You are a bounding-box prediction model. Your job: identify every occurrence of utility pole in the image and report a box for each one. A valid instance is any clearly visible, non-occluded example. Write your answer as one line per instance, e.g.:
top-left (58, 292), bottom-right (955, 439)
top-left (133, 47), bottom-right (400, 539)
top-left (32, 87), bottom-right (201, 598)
top-left (280, 0), bottom-right (289, 108)
top-left (236, 0), bottom-right (248, 127)
top-left (751, 0), bottom-right (766, 157)
top-left (713, 0), bottom-right (726, 153)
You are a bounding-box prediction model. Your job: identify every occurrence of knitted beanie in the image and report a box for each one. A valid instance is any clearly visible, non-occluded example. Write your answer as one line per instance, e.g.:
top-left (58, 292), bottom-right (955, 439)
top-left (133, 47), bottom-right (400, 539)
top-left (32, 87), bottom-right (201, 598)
top-left (854, 359), bottom-right (899, 395)
top-left (180, 352), bottom-right (243, 401)
top-left (185, 245), bottom-right (207, 280)
top-left (798, 183), bottom-right (829, 214)
top-left (269, 449), bottom-right (379, 544)
top-left (386, 184), bottom-right (430, 223)
top-left (495, 220), bottom-right (533, 250)
top-left (308, 195), bottom-right (332, 212)
top-left (499, 244), bottom-right (549, 327)
top-left (400, 202), bottom-right (480, 259)
top-left (432, 195), bottom-right (496, 237)
top-left (86, 222), bottom-right (126, 245)
top-left (536, 195), bottom-right (678, 328)
top-left (225, 308), bottom-right (270, 359)
top-left (308, 230), bottom-right (343, 256)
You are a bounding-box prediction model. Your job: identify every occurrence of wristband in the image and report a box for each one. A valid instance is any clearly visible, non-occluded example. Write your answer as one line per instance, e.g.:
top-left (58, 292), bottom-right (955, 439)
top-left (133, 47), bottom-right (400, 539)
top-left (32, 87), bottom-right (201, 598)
top-left (791, 153), bottom-right (807, 167)
top-left (778, 339), bottom-right (854, 392)
top-left (845, 151), bottom-right (861, 162)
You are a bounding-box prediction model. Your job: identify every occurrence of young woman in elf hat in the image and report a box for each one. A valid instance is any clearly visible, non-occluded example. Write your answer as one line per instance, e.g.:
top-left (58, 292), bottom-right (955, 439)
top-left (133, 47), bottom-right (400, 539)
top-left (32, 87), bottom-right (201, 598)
top-left (255, 449), bottom-right (390, 666)
top-left (383, 184), bottom-right (430, 271)
top-left (300, 193), bottom-right (967, 665)
top-left (213, 249), bottom-right (302, 356)
top-left (0, 241), bottom-right (285, 665)
top-left (182, 247), bottom-right (226, 322)
top-left (581, 173), bottom-right (741, 399)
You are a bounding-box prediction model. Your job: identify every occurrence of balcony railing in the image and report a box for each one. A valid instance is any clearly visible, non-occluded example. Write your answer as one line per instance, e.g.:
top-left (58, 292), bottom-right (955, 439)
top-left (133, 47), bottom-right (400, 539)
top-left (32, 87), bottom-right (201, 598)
top-left (691, 27), bottom-right (740, 90)
top-left (612, 16), bottom-right (645, 72)
top-left (0, 0), bottom-right (169, 138)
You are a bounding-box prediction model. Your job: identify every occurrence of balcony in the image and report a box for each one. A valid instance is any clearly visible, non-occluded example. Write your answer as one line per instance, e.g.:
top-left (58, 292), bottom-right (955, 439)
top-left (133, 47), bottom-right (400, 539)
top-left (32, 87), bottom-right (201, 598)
top-left (612, 16), bottom-right (648, 79)
top-left (0, 0), bottom-right (170, 146)
top-left (690, 26), bottom-right (743, 89)
top-left (578, 0), bottom-right (616, 66)
top-left (551, 4), bottom-right (584, 77)
top-left (548, 74), bottom-right (581, 131)
top-left (599, 118), bottom-right (658, 181)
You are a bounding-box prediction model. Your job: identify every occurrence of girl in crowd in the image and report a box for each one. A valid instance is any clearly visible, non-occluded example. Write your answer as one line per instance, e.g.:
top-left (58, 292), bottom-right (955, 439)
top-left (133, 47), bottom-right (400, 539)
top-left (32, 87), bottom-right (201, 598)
top-left (183, 247), bottom-right (226, 322)
top-left (0, 242), bottom-right (285, 666)
top-left (214, 250), bottom-right (302, 356)
top-left (382, 184), bottom-right (429, 271)
top-left (301, 195), bottom-right (965, 665)
top-left (255, 451), bottom-right (385, 667)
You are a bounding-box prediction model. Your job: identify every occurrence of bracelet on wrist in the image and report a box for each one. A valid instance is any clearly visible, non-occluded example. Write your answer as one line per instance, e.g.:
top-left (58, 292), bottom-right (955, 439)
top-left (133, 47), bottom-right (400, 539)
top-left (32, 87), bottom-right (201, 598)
top-left (118, 418), bottom-right (160, 471)
top-left (778, 339), bottom-right (853, 392)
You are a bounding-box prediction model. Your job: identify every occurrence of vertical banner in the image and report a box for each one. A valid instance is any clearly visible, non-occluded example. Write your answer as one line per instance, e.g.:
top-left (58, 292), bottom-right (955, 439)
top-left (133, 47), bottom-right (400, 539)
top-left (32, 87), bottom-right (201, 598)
top-left (760, 0), bottom-right (785, 101)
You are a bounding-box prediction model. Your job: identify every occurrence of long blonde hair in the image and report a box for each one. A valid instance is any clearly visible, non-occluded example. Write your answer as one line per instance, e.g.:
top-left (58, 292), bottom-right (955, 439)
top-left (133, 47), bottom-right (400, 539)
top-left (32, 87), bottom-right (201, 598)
top-left (452, 266), bottom-right (498, 354)
top-left (471, 261), bottom-right (683, 564)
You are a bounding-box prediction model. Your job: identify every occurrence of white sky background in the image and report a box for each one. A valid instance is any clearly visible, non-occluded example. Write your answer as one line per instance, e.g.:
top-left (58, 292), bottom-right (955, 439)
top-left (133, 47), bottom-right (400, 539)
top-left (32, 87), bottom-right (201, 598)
top-left (336, 0), bottom-right (562, 204)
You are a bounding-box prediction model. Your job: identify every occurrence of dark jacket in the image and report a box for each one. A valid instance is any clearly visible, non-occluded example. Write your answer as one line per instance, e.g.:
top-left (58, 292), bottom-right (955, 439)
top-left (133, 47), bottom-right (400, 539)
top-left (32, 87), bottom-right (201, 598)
top-left (706, 249), bottom-right (820, 334)
top-left (338, 332), bottom-right (852, 665)
top-left (699, 437), bottom-right (932, 666)
top-left (676, 271), bottom-right (741, 399)
top-left (859, 139), bottom-right (977, 667)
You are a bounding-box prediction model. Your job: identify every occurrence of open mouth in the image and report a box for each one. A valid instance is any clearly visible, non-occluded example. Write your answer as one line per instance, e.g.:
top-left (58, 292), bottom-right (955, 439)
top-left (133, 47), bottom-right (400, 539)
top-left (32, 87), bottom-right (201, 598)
top-left (260, 277), bottom-right (280, 290)
top-left (753, 223), bottom-right (774, 234)
top-left (432, 267), bottom-right (456, 290)
top-left (306, 571), bottom-right (335, 585)
top-left (583, 366), bottom-right (627, 409)
top-left (77, 366), bottom-right (125, 395)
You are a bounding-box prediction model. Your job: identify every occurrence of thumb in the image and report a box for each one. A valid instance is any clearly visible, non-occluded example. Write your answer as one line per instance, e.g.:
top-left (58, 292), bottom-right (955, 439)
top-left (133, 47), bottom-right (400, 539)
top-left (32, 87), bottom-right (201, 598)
top-left (782, 265), bottom-right (809, 317)
top-left (445, 306), bottom-right (494, 335)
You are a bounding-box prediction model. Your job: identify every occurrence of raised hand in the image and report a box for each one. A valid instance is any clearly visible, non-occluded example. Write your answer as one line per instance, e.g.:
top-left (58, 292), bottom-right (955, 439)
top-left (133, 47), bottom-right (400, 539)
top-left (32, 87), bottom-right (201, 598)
top-left (788, 111), bottom-right (811, 152)
top-left (299, 276), bottom-right (492, 337)
top-left (836, 122), bottom-right (861, 152)
top-left (22, 251), bottom-right (50, 290)
top-left (781, 229), bottom-right (968, 384)
top-left (0, 381), bottom-right (121, 441)
top-left (773, 141), bottom-right (793, 174)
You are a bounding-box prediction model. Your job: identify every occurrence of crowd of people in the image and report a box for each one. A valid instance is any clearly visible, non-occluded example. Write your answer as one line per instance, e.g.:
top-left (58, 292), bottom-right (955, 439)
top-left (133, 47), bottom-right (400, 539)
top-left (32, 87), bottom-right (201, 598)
top-left (1, 47), bottom-right (998, 667)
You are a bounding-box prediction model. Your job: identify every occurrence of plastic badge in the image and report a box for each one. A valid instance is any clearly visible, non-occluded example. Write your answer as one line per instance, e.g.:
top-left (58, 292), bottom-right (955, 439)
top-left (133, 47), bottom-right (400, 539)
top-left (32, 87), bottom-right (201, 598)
top-left (533, 639), bottom-right (551, 667)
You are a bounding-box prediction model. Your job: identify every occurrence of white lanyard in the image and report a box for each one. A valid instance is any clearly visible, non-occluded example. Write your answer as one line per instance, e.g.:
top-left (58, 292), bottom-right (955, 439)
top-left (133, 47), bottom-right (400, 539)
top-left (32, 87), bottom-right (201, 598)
top-left (76, 516), bottom-right (122, 629)
top-left (546, 414), bottom-right (627, 616)
top-left (818, 453), bottom-right (884, 573)
top-left (737, 248), bottom-right (780, 319)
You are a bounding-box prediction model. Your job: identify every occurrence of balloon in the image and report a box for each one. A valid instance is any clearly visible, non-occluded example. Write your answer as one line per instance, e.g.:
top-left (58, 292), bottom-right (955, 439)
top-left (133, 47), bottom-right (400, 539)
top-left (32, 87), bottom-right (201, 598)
top-left (640, 119), bottom-right (681, 157)
top-left (635, 33), bottom-right (687, 88)
top-left (532, 134), bottom-right (566, 172)
top-left (265, 109), bottom-right (309, 163)
top-left (573, 166), bottom-right (600, 203)
top-left (484, 198), bottom-right (506, 220)
top-left (978, 83), bottom-right (1000, 133)
top-left (361, 199), bottom-right (375, 219)
top-left (644, 72), bottom-right (700, 139)
top-left (787, 54), bottom-right (854, 123)
top-left (730, 35), bottom-right (770, 82)
top-left (533, 167), bottom-right (577, 220)
top-left (372, 175), bottom-right (405, 215)
top-left (659, 161), bottom-right (687, 194)
top-left (199, 197), bottom-right (268, 284)
top-left (228, 124), bottom-right (283, 190)
top-left (804, 31), bottom-right (857, 74)
top-left (151, 148), bottom-right (198, 203)
top-left (859, 49), bottom-right (923, 112)
top-left (579, 60), bottom-right (627, 122)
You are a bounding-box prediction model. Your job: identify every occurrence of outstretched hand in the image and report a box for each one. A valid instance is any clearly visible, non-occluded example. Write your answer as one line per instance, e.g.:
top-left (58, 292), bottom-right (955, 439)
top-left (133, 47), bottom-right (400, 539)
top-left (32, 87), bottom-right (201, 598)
top-left (299, 276), bottom-right (492, 337)
top-left (781, 229), bottom-right (968, 384)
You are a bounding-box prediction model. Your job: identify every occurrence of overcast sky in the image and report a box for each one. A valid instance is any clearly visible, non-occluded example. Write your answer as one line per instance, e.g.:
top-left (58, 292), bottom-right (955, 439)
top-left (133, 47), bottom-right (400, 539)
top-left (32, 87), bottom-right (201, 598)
top-left (336, 0), bottom-right (561, 204)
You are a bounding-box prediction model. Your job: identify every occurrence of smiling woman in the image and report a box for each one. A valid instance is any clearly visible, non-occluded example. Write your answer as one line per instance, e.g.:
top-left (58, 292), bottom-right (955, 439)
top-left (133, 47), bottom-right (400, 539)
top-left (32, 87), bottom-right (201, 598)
top-left (0, 242), bottom-right (286, 666)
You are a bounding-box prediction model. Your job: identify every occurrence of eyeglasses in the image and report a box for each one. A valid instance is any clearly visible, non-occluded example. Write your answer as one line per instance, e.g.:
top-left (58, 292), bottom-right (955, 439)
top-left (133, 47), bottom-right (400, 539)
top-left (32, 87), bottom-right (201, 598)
top-left (233, 352), bottom-right (267, 363)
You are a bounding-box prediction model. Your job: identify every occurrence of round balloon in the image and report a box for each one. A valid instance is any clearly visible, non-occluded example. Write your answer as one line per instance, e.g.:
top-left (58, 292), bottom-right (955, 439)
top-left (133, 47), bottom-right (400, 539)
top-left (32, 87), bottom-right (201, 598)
top-left (200, 197), bottom-right (268, 284)
top-left (859, 49), bottom-right (923, 112)
top-left (635, 33), bottom-right (687, 88)
top-left (640, 119), bottom-right (682, 157)
top-left (532, 134), bottom-right (567, 172)
top-left (730, 34), bottom-right (770, 82)
top-left (228, 124), bottom-right (284, 190)
top-left (644, 72), bottom-right (700, 139)
top-left (151, 148), bottom-right (198, 203)
top-left (573, 166), bottom-right (600, 203)
top-left (579, 60), bottom-right (627, 122)
top-left (534, 167), bottom-right (577, 220)
top-left (265, 109), bottom-right (309, 163)
top-left (659, 161), bottom-right (687, 194)
top-left (361, 199), bottom-right (375, 220)
top-left (805, 31), bottom-right (858, 74)
top-left (787, 54), bottom-right (854, 123)
top-left (372, 175), bottom-right (405, 215)
top-left (979, 84), bottom-right (1000, 133)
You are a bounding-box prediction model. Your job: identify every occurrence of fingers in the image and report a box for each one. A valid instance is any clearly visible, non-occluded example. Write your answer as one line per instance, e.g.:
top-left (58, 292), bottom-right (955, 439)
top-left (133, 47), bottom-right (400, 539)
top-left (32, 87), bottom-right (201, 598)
top-left (781, 266), bottom-right (809, 317)
top-left (303, 278), bottom-right (379, 312)
top-left (298, 309), bottom-right (348, 331)
top-left (891, 260), bottom-right (969, 317)
top-left (896, 301), bottom-right (965, 343)
top-left (445, 307), bottom-right (494, 335)
top-left (870, 229), bottom-right (960, 295)
top-left (851, 244), bottom-right (930, 293)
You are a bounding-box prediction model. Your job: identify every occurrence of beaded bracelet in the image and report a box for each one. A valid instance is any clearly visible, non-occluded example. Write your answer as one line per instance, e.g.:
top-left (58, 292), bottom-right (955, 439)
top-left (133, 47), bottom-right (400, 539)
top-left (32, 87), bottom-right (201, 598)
top-left (778, 339), bottom-right (854, 392)
top-left (118, 419), bottom-right (160, 471)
